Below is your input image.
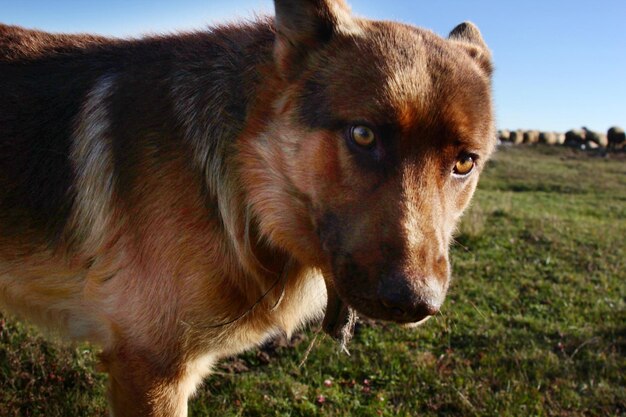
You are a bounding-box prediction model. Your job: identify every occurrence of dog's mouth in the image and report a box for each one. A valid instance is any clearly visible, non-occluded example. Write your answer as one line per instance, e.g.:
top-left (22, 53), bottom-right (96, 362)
top-left (321, 278), bottom-right (440, 345)
top-left (322, 283), bottom-right (357, 345)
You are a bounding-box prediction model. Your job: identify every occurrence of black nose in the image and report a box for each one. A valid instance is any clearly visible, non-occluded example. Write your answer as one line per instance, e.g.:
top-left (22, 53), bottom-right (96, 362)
top-left (378, 274), bottom-right (441, 322)
top-left (379, 293), bottom-right (439, 322)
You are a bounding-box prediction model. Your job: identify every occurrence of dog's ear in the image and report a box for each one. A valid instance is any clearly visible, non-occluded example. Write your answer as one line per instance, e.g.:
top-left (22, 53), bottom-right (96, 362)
top-left (448, 22), bottom-right (493, 76)
top-left (273, 0), bottom-right (354, 79)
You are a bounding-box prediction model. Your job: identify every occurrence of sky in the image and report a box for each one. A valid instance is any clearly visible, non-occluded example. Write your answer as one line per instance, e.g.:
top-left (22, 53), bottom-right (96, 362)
top-left (2, 0), bottom-right (625, 133)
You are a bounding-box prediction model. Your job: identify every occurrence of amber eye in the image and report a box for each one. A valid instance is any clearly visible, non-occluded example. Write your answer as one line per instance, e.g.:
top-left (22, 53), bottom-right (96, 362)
top-left (350, 125), bottom-right (376, 148)
top-left (453, 154), bottom-right (475, 176)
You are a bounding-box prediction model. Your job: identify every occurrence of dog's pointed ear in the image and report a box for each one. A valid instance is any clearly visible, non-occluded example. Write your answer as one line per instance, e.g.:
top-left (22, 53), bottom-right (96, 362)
top-left (449, 22), bottom-right (493, 76)
top-left (273, 0), bottom-right (354, 79)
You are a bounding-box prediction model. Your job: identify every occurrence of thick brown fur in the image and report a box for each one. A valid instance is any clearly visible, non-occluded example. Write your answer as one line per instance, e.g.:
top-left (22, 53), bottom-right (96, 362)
top-left (0, 1), bottom-right (495, 415)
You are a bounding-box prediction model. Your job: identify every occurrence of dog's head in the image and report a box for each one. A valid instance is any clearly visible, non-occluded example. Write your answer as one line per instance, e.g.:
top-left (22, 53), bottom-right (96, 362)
top-left (240, 0), bottom-right (495, 336)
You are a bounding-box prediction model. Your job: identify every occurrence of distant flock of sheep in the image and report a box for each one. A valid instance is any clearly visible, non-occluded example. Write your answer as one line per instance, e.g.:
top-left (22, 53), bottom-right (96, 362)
top-left (498, 126), bottom-right (626, 151)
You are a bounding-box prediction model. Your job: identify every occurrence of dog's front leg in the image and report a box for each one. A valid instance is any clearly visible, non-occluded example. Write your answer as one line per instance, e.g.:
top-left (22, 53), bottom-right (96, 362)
top-left (102, 347), bottom-right (192, 417)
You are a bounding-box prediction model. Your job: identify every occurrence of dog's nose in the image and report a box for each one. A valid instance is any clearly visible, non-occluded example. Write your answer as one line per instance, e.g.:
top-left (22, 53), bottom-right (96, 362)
top-left (379, 293), bottom-right (440, 322)
top-left (378, 274), bottom-right (442, 322)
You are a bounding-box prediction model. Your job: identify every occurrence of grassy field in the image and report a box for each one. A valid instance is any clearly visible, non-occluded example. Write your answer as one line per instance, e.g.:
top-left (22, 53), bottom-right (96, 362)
top-left (1, 145), bottom-right (625, 416)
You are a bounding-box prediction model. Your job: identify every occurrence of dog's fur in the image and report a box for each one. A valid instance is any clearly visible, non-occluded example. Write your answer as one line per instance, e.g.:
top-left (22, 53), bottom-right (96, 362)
top-left (0, 0), bottom-right (495, 415)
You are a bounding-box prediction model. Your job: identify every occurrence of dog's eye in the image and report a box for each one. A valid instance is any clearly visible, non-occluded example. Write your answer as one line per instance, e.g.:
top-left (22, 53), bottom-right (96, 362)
top-left (350, 125), bottom-right (376, 148)
top-left (453, 154), bottom-right (475, 176)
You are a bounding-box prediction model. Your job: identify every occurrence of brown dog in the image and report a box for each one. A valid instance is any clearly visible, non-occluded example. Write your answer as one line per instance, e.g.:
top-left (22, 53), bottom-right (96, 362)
top-left (0, 0), bottom-right (494, 415)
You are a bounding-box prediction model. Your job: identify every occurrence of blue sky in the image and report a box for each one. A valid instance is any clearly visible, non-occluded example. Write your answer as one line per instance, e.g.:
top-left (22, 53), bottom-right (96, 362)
top-left (2, 0), bottom-right (625, 133)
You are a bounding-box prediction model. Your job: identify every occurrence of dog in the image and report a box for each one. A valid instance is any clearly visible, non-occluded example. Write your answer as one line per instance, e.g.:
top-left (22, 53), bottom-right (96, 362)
top-left (0, 0), bottom-right (495, 415)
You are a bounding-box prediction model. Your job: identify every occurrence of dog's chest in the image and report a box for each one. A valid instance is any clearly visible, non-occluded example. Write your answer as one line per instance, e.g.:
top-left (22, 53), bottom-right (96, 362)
top-left (214, 268), bottom-right (328, 357)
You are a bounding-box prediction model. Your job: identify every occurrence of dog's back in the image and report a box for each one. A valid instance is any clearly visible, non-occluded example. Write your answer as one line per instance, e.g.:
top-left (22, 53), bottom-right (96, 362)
top-left (0, 23), bottom-right (269, 251)
top-left (1, 25), bottom-right (108, 249)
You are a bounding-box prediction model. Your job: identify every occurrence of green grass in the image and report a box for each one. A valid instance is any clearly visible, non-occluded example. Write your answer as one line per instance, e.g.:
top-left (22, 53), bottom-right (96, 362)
top-left (1, 145), bottom-right (625, 416)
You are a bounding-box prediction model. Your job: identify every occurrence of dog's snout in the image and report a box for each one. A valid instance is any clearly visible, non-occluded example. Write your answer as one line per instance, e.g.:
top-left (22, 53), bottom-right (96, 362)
top-left (378, 273), bottom-right (443, 322)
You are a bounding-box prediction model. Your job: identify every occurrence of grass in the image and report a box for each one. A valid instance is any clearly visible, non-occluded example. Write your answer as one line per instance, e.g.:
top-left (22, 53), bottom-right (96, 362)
top-left (1, 145), bottom-right (625, 416)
